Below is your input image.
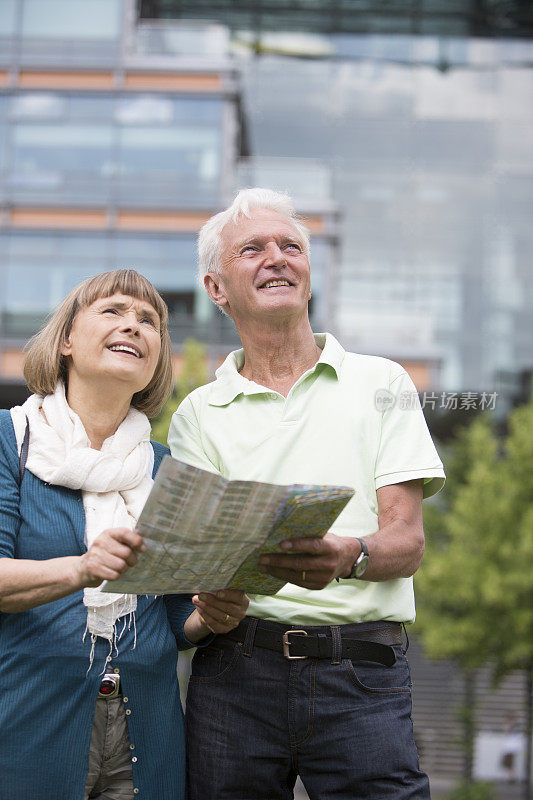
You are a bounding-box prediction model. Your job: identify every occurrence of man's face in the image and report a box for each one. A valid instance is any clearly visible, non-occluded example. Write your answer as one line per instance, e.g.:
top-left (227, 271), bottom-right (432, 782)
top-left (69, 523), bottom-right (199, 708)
top-left (205, 208), bottom-right (311, 323)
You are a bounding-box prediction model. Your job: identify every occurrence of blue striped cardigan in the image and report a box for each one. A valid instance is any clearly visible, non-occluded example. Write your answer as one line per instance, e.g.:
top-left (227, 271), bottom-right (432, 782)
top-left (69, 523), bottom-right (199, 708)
top-left (0, 409), bottom-right (193, 800)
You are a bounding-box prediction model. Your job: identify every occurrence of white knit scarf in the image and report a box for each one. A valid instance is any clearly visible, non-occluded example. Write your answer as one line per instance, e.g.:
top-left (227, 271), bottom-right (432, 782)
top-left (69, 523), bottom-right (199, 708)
top-left (11, 382), bottom-right (154, 661)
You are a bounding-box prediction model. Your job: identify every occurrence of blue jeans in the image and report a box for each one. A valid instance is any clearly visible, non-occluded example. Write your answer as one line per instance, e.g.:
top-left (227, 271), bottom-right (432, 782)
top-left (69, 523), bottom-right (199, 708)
top-left (186, 618), bottom-right (430, 800)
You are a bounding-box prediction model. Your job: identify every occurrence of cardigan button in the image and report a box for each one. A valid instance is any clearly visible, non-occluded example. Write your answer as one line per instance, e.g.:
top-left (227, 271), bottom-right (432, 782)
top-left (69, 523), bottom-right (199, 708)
top-left (132, 756), bottom-right (138, 763)
top-left (133, 789), bottom-right (139, 794)
top-left (125, 709), bottom-right (131, 715)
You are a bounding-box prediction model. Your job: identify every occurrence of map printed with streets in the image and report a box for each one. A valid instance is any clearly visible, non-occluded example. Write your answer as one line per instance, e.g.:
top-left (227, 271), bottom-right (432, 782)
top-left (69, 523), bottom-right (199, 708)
top-left (101, 457), bottom-right (355, 596)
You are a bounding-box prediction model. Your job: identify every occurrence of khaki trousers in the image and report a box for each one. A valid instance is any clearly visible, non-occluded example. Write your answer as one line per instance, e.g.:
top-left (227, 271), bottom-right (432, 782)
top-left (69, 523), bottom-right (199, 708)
top-left (85, 697), bottom-right (134, 800)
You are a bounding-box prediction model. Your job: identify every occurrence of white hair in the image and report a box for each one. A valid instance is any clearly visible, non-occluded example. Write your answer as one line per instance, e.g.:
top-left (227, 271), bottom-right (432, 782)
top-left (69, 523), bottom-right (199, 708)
top-left (197, 187), bottom-right (311, 286)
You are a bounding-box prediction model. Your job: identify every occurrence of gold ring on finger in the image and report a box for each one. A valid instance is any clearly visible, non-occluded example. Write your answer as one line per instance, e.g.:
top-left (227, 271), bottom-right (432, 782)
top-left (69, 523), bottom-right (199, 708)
top-left (223, 613), bottom-right (230, 623)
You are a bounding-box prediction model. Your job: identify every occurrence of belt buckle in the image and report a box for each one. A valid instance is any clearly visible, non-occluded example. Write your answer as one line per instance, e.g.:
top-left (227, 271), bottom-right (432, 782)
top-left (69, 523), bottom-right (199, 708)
top-left (98, 674), bottom-right (120, 699)
top-left (282, 630), bottom-right (308, 660)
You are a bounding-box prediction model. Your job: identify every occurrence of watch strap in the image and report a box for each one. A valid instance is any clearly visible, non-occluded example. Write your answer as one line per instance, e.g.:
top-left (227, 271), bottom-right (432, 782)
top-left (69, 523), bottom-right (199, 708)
top-left (349, 537), bottom-right (369, 579)
top-left (335, 537), bottom-right (370, 582)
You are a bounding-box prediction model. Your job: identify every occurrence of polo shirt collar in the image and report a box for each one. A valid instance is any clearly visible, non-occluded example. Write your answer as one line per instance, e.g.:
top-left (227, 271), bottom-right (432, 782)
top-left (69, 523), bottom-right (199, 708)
top-left (208, 332), bottom-right (345, 407)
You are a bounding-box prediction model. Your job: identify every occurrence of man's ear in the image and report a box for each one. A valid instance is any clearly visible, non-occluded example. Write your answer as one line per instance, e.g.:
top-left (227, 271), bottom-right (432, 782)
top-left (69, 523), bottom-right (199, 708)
top-left (204, 272), bottom-right (229, 310)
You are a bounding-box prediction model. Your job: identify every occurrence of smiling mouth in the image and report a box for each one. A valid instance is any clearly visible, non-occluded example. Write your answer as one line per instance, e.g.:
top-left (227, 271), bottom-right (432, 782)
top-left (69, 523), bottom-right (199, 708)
top-left (108, 344), bottom-right (142, 358)
top-left (260, 280), bottom-right (292, 289)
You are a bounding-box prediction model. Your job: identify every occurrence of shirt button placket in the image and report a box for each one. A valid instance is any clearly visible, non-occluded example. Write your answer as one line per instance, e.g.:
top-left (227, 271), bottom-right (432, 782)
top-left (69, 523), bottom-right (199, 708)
top-left (122, 682), bottom-right (134, 786)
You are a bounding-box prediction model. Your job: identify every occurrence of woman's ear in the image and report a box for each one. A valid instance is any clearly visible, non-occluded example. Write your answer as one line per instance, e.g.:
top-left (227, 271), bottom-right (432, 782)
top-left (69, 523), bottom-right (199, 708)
top-left (204, 272), bottom-right (228, 310)
top-left (60, 336), bottom-right (72, 357)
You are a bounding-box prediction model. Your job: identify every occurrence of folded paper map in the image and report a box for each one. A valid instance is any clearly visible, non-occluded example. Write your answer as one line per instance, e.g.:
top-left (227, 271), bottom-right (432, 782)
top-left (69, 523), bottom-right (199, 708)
top-left (101, 457), bottom-right (354, 596)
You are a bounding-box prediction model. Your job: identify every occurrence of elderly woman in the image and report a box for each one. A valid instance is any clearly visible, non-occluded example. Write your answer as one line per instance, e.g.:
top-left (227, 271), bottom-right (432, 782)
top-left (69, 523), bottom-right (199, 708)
top-left (0, 270), bottom-right (248, 800)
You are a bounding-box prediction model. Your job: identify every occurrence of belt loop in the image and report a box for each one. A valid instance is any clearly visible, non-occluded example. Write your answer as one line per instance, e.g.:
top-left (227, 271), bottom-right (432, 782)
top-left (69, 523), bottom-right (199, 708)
top-left (242, 617), bottom-right (258, 658)
top-left (401, 623), bottom-right (410, 654)
top-left (330, 625), bottom-right (342, 665)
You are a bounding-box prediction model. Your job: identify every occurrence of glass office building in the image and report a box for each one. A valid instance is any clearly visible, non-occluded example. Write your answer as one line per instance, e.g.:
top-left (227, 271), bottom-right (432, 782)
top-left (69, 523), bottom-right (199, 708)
top-left (238, 42), bottom-right (533, 395)
top-left (140, 0), bottom-right (533, 398)
top-left (0, 0), bottom-right (338, 406)
top-left (2, 0), bottom-right (531, 405)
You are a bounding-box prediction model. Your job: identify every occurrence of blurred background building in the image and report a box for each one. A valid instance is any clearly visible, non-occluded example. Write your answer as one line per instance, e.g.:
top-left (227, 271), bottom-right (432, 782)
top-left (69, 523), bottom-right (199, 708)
top-left (0, 0), bottom-right (340, 407)
top-left (1, 2), bottom-right (533, 793)
top-left (136, 1), bottom-right (533, 403)
top-left (2, 0), bottom-right (532, 412)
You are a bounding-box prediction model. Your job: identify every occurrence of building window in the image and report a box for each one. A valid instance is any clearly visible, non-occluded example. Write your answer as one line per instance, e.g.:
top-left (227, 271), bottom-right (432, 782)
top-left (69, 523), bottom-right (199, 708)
top-left (0, 0), bottom-right (17, 38)
top-left (10, 123), bottom-right (113, 202)
top-left (160, 290), bottom-right (195, 318)
top-left (21, 0), bottom-right (122, 40)
top-left (1, 93), bottom-right (224, 207)
top-left (0, 231), bottom-right (202, 340)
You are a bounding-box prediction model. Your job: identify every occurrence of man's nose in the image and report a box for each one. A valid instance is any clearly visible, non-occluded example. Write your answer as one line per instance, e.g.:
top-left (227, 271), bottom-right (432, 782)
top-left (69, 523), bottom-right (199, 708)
top-left (264, 242), bottom-right (287, 267)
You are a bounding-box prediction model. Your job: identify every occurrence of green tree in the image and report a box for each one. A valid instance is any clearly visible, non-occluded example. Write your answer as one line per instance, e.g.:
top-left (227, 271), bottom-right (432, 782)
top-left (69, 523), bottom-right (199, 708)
top-left (415, 398), bottom-right (533, 798)
top-left (416, 418), bottom-right (499, 780)
top-left (417, 418), bottom-right (502, 667)
top-left (150, 338), bottom-right (209, 445)
top-left (495, 399), bottom-right (533, 800)
top-left (443, 781), bottom-right (496, 800)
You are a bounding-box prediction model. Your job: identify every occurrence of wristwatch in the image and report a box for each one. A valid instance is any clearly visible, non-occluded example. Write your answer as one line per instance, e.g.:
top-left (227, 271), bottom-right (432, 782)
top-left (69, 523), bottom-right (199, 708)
top-left (347, 538), bottom-right (369, 579)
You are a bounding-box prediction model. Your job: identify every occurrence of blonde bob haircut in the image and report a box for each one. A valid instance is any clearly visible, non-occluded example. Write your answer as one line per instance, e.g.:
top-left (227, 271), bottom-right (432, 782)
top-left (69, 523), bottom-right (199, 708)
top-left (24, 269), bottom-right (173, 419)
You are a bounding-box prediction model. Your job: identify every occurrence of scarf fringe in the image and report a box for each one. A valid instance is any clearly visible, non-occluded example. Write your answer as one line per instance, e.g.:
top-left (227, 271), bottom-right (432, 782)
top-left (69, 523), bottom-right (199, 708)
top-left (84, 611), bottom-right (138, 676)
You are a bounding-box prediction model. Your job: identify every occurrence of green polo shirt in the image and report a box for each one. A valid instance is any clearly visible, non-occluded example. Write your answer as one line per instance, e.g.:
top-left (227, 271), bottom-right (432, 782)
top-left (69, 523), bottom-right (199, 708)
top-left (168, 333), bottom-right (445, 625)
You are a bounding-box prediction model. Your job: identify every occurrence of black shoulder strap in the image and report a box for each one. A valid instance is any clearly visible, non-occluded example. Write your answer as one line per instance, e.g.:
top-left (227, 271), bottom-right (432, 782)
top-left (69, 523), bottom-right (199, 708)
top-left (19, 417), bottom-right (30, 484)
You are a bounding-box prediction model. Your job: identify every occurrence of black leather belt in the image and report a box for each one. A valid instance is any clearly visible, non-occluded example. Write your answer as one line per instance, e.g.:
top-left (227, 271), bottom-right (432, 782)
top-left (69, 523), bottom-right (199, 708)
top-left (220, 620), bottom-right (402, 667)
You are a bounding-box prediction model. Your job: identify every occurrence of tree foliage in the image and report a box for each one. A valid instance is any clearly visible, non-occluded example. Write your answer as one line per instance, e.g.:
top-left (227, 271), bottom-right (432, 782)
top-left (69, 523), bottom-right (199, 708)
top-left (443, 781), bottom-right (496, 800)
top-left (150, 339), bottom-right (209, 446)
top-left (416, 398), bottom-right (533, 793)
top-left (416, 396), bottom-right (533, 675)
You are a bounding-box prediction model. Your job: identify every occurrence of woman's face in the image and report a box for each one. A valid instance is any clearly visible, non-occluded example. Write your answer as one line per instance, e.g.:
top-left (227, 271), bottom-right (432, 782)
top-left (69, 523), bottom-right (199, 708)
top-left (61, 292), bottom-right (162, 396)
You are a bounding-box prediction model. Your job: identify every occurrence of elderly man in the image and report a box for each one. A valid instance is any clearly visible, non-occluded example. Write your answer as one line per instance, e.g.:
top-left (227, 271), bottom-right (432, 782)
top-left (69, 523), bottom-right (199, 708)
top-left (168, 188), bottom-right (445, 800)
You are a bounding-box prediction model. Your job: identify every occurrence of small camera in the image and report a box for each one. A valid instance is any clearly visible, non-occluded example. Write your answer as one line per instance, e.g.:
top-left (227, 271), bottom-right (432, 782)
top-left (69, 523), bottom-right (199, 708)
top-left (98, 674), bottom-right (120, 699)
